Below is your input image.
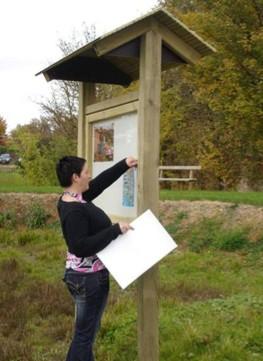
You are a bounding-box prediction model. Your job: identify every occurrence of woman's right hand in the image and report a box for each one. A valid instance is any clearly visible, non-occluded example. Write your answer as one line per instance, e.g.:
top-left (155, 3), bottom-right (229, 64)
top-left (118, 222), bottom-right (134, 234)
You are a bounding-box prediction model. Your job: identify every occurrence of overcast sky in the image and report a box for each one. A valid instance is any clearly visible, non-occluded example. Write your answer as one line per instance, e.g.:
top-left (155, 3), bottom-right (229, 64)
top-left (1, 0), bottom-right (159, 134)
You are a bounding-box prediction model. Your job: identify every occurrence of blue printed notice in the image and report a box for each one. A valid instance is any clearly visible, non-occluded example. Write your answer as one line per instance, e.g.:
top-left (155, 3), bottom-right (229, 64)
top-left (122, 168), bottom-right (135, 207)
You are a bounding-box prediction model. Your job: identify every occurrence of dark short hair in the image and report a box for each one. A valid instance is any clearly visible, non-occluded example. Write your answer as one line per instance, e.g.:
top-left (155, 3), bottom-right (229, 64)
top-left (56, 156), bottom-right (86, 187)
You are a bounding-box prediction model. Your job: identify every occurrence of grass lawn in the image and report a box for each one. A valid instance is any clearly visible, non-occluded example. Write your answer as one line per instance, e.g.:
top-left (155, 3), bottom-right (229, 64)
top-left (0, 170), bottom-right (62, 193)
top-left (160, 189), bottom-right (263, 206)
top-left (0, 170), bottom-right (263, 205)
top-left (0, 214), bottom-right (263, 360)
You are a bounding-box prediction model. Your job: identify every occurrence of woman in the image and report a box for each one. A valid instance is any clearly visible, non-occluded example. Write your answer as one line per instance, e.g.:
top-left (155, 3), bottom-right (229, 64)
top-left (56, 155), bottom-right (137, 361)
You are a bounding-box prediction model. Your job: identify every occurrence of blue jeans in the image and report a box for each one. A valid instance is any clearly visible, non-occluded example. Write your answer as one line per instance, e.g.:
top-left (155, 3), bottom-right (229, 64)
top-left (62, 268), bottom-right (110, 361)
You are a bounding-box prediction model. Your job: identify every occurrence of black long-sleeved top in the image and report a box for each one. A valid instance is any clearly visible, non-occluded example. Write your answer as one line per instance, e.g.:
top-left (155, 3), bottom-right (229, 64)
top-left (57, 158), bottom-right (130, 258)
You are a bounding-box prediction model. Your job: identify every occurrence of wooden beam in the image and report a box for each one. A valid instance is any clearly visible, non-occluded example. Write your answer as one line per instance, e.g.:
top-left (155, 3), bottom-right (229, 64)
top-left (106, 38), bottom-right (140, 58)
top-left (86, 101), bottom-right (138, 123)
top-left (94, 19), bottom-right (151, 57)
top-left (159, 166), bottom-right (201, 170)
top-left (43, 72), bottom-right (51, 82)
top-left (157, 22), bottom-right (202, 64)
top-left (159, 178), bottom-right (197, 181)
top-left (78, 83), bottom-right (85, 158)
top-left (137, 29), bottom-right (161, 361)
top-left (85, 91), bottom-right (139, 115)
top-left (78, 83), bottom-right (96, 163)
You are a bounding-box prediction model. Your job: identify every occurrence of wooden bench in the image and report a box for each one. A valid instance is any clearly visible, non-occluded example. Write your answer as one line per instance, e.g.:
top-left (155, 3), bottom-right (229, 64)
top-left (159, 165), bottom-right (201, 189)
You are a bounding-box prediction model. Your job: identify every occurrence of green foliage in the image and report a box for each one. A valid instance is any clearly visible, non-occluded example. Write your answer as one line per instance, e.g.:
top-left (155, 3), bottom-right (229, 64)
top-left (25, 203), bottom-right (49, 229)
top-left (179, 217), bottom-right (250, 252)
top-left (163, 207), bottom-right (253, 253)
top-left (10, 126), bottom-right (51, 185)
top-left (0, 115), bottom-right (7, 146)
top-left (213, 229), bottom-right (249, 251)
top-left (0, 145), bottom-right (9, 154)
top-left (165, 211), bottom-right (188, 238)
top-left (159, 0), bottom-right (263, 190)
top-left (9, 122), bottom-right (77, 186)
top-left (0, 210), bottom-right (16, 229)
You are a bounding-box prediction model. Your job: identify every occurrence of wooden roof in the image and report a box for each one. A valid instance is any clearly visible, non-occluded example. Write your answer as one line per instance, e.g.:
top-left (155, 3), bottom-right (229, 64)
top-left (36, 7), bottom-right (216, 86)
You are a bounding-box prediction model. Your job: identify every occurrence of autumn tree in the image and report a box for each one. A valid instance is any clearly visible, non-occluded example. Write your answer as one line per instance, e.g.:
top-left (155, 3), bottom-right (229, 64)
top-left (159, 0), bottom-right (263, 189)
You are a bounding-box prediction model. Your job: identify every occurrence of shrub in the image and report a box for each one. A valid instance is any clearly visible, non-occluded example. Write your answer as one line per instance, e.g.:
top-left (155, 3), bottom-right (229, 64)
top-left (0, 210), bottom-right (16, 229)
top-left (187, 218), bottom-right (249, 252)
top-left (213, 229), bottom-right (249, 251)
top-left (25, 203), bottom-right (49, 229)
top-left (188, 218), bottom-right (222, 252)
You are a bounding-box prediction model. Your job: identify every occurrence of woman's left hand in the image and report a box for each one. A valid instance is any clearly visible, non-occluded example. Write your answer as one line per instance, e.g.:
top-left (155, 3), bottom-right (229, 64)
top-left (125, 156), bottom-right (138, 168)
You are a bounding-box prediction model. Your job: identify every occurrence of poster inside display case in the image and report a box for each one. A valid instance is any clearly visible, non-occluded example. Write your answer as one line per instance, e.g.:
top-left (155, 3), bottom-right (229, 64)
top-left (92, 111), bottom-right (138, 219)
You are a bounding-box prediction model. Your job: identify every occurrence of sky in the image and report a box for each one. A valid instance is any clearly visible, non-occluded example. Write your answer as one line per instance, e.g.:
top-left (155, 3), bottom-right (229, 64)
top-left (1, 0), bottom-right (159, 134)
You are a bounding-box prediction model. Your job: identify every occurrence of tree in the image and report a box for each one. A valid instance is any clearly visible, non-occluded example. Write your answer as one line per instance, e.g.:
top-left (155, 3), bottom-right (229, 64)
top-left (10, 24), bottom-right (97, 185)
top-left (35, 23), bottom-right (97, 144)
top-left (159, 0), bottom-right (263, 189)
top-left (0, 115), bottom-right (7, 146)
top-left (10, 119), bottom-right (77, 185)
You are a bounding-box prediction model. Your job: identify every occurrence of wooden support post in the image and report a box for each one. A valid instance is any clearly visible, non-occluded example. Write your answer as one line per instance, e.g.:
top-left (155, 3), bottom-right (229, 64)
top-left (189, 169), bottom-right (193, 190)
top-left (137, 29), bottom-right (162, 361)
top-left (78, 83), bottom-right (96, 163)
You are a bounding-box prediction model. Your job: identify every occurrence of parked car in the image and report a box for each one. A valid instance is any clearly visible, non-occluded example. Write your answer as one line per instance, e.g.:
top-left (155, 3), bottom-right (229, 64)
top-left (0, 153), bottom-right (12, 164)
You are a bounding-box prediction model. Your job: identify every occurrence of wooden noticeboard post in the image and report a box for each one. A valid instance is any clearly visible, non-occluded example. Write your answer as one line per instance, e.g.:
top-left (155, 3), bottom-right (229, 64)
top-left (137, 29), bottom-right (161, 360)
top-left (36, 7), bottom-right (216, 360)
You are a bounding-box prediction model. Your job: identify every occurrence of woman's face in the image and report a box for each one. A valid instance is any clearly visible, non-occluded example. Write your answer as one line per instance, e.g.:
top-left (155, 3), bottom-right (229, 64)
top-left (73, 162), bottom-right (92, 191)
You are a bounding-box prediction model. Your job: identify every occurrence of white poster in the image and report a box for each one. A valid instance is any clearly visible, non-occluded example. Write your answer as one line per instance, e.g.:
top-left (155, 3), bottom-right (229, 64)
top-left (92, 111), bottom-right (138, 218)
top-left (97, 209), bottom-right (177, 289)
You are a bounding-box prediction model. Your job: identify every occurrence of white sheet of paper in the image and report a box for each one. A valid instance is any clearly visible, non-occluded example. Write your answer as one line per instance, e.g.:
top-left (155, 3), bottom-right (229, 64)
top-left (97, 209), bottom-right (177, 289)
